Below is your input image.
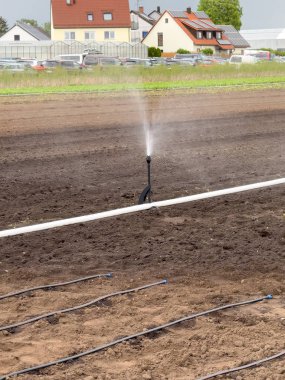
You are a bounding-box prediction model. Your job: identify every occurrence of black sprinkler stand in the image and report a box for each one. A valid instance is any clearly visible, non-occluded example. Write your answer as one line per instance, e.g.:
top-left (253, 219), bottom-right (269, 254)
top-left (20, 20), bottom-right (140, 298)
top-left (139, 155), bottom-right (152, 204)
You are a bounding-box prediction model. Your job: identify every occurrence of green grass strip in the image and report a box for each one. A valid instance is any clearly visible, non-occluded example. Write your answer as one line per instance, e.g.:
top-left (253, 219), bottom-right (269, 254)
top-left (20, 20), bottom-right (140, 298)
top-left (2, 76), bottom-right (285, 95)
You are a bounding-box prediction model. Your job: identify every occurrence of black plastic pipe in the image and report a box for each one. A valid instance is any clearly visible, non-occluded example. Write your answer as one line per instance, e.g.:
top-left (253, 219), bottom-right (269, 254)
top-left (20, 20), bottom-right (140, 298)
top-left (0, 273), bottom-right (112, 301)
top-left (0, 280), bottom-right (167, 332)
top-left (0, 295), bottom-right (272, 379)
top-left (197, 349), bottom-right (285, 379)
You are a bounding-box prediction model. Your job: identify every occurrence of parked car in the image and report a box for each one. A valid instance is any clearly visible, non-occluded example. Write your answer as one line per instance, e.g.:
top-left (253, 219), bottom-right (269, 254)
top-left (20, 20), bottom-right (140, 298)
top-left (0, 62), bottom-right (28, 72)
top-left (174, 53), bottom-right (207, 64)
top-left (54, 54), bottom-right (87, 65)
top-left (40, 59), bottom-right (82, 70)
top-left (229, 55), bottom-right (258, 64)
top-left (16, 58), bottom-right (39, 68)
top-left (165, 58), bottom-right (196, 66)
top-left (122, 58), bottom-right (154, 67)
top-left (274, 56), bottom-right (285, 63)
top-left (83, 55), bottom-right (122, 67)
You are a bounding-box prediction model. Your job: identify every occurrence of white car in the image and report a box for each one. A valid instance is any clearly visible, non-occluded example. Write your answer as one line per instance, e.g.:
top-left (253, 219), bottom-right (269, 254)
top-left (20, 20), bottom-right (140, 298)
top-left (229, 55), bottom-right (258, 64)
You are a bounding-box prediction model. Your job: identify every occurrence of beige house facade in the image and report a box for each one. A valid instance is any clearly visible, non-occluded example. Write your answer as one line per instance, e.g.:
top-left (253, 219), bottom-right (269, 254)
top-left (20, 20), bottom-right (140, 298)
top-left (143, 12), bottom-right (195, 52)
top-left (51, 0), bottom-right (131, 43)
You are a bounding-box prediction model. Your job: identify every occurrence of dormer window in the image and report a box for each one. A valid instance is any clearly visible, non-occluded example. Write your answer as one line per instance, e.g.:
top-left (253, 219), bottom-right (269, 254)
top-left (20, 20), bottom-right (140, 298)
top-left (216, 32), bottom-right (222, 39)
top-left (197, 31), bottom-right (203, 39)
top-left (206, 32), bottom-right (212, 39)
top-left (103, 12), bottom-right (113, 21)
top-left (87, 13), bottom-right (94, 21)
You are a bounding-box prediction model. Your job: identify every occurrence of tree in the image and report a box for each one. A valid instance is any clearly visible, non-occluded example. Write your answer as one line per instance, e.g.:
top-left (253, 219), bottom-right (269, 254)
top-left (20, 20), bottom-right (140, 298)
top-left (0, 16), bottom-right (8, 37)
top-left (42, 22), bottom-right (51, 36)
top-left (18, 18), bottom-right (39, 27)
top-left (198, 0), bottom-right (243, 30)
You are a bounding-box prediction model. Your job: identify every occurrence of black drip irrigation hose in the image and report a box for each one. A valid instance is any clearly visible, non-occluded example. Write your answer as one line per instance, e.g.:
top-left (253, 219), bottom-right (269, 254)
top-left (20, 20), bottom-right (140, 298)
top-left (197, 349), bottom-right (285, 380)
top-left (0, 273), bottom-right (113, 301)
top-left (0, 295), bottom-right (272, 379)
top-left (0, 280), bottom-right (167, 333)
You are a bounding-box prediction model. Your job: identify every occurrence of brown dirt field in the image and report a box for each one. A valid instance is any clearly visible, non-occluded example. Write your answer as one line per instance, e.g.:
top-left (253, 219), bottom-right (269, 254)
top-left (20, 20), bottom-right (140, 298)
top-left (0, 89), bottom-right (284, 380)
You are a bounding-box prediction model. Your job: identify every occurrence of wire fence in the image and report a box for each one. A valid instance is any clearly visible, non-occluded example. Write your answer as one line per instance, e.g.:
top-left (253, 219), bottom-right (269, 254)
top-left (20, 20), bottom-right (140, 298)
top-left (0, 40), bottom-right (148, 60)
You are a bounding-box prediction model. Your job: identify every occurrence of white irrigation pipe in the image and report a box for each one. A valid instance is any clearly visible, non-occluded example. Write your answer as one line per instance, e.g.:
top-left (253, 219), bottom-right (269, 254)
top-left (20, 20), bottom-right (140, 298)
top-left (0, 178), bottom-right (284, 238)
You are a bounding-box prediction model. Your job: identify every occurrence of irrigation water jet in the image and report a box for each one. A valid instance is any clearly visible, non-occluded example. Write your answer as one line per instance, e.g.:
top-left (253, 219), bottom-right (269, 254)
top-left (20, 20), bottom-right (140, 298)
top-left (139, 155), bottom-right (152, 204)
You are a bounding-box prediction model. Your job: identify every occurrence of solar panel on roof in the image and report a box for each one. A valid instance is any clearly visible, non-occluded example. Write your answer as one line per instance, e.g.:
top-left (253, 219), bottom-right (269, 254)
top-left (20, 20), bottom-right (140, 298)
top-left (217, 25), bottom-right (236, 32)
top-left (182, 19), bottom-right (202, 29)
top-left (193, 11), bottom-right (209, 19)
top-left (169, 10), bottom-right (187, 18)
top-left (194, 20), bottom-right (216, 30)
top-left (217, 39), bottom-right (231, 45)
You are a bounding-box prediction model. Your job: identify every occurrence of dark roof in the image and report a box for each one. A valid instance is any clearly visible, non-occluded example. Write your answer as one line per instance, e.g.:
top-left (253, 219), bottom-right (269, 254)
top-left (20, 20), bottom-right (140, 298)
top-left (168, 10), bottom-right (188, 18)
top-left (168, 10), bottom-right (210, 20)
top-left (16, 21), bottom-right (50, 40)
top-left (182, 19), bottom-right (218, 31)
top-left (52, 0), bottom-right (131, 28)
top-left (193, 11), bottom-right (209, 19)
top-left (131, 10), bottom-right (155, 25)
top-left (217, 39), bottom-right (232, 45)
top-left (217, 24), bottom-right (250, 48)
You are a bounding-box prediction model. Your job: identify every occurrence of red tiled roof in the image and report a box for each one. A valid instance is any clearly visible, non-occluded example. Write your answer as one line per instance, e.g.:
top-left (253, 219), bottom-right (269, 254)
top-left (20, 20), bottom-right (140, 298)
top-left (174, 12), bottom-right (234, 50)
top-left (51, 0), bottom-right (131, 28)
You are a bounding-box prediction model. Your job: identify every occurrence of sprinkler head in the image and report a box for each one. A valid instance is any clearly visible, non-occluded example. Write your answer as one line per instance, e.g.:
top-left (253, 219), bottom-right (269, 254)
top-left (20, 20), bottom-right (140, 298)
top-left (146, 155), bottom-right (151, 164)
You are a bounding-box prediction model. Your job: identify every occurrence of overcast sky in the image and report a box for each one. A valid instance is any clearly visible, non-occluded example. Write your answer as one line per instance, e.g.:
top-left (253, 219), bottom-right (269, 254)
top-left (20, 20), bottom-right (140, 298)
top-left (1, 0), bottom-right (285, 30)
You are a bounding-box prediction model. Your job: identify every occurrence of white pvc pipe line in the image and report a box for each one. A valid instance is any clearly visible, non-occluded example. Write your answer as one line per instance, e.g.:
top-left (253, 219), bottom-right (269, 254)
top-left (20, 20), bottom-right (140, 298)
top-left (1, 178), bottom-right (284, 238)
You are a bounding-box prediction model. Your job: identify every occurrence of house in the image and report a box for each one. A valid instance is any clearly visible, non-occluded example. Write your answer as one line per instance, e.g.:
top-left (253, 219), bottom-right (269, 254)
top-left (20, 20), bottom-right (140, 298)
top-left (148, 6), bottom-right (162, 21)
top-left (143, 7), bottom-right (234, 54)
top-left (217, 25), bottom-right (250, 54)
top-left (51, 0), bottom-right (131, 43)
top-left (0, 21), bottom-right (50, 42)
top-left (130, 6), bottom-right (155, 43)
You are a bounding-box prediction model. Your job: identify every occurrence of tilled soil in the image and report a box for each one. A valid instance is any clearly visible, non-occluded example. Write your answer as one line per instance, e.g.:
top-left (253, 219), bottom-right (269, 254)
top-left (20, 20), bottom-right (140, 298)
top-left (0, 89), bottom-right (284, 380)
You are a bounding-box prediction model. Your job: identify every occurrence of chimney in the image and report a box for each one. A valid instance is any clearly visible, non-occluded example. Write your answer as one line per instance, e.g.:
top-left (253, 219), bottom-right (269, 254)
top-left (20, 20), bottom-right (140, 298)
top-left (139, 6), bottom-right (144, 14)
top-left (157, 6), bottom-right (161, 13)
top-left (186, 7), bottom-right (192, 14)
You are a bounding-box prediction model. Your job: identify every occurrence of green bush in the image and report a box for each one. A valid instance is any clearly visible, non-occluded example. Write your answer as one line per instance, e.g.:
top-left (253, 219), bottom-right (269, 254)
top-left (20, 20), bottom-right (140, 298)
top-left (176, 48), bottom-right (190, 54)
top-left (148, 47), bottom-right (162, 57)
top-left (202, 48), bottom-right (214, 55)
top-left (260, 48), bottom-right (285, 56)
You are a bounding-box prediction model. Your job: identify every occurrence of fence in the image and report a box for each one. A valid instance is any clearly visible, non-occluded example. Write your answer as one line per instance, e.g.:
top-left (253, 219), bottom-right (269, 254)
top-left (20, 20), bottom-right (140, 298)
top-left (0, 40), bottom-right (148, 60)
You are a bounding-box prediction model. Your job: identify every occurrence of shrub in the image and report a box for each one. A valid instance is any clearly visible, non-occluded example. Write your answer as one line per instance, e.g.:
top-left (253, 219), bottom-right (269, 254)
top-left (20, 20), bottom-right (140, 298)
top-left (176, 48), bottom-right (190, 54)
top-left (148, 47), bottom-right (162, 57)
top-left (202, 48), bottom-right (214, 56)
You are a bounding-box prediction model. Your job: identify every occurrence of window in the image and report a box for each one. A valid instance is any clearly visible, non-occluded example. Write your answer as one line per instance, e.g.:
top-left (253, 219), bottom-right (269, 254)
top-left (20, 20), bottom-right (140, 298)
top-left (157, 32), bottom-right (163, 47)
top-left (104, 31), bottom-right (115, 40)
top-left (216, 32), bottom-right (222, 39)
top-left (165, 18), bottom-right (169, 23)
top-left (85, 31), bottom-right (95, 40)
top-left (206, 31), bottom-right (212, 39)
top-left (64, 31), bottom-right (76, 40)
top-left (142, 31), bottom-right (148, 39)
top-left (14, 35), bottom-right (20, 41)
top-left (103, 12), bottom-right (113, 21)
top-left (87, 13), bottom-right (94, 21)
top-left (197, 31), bottom-right (203, 39)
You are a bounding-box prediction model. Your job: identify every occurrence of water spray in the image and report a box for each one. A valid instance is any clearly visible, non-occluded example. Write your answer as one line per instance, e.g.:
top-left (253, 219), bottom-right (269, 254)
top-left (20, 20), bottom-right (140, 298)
top-left (139, 155), bottom-right (152, 204)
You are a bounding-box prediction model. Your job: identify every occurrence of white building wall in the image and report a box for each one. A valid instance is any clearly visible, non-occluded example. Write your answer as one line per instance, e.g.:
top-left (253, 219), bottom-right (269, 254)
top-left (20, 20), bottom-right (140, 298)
top-left (241, 29), bottom-right (285, 50)
top-left (143, 12), bottom-right (194, 53)
top-left (0, 25), bottom-right (38, 42)
top-left (131, 13), bottom-right (152, 43)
